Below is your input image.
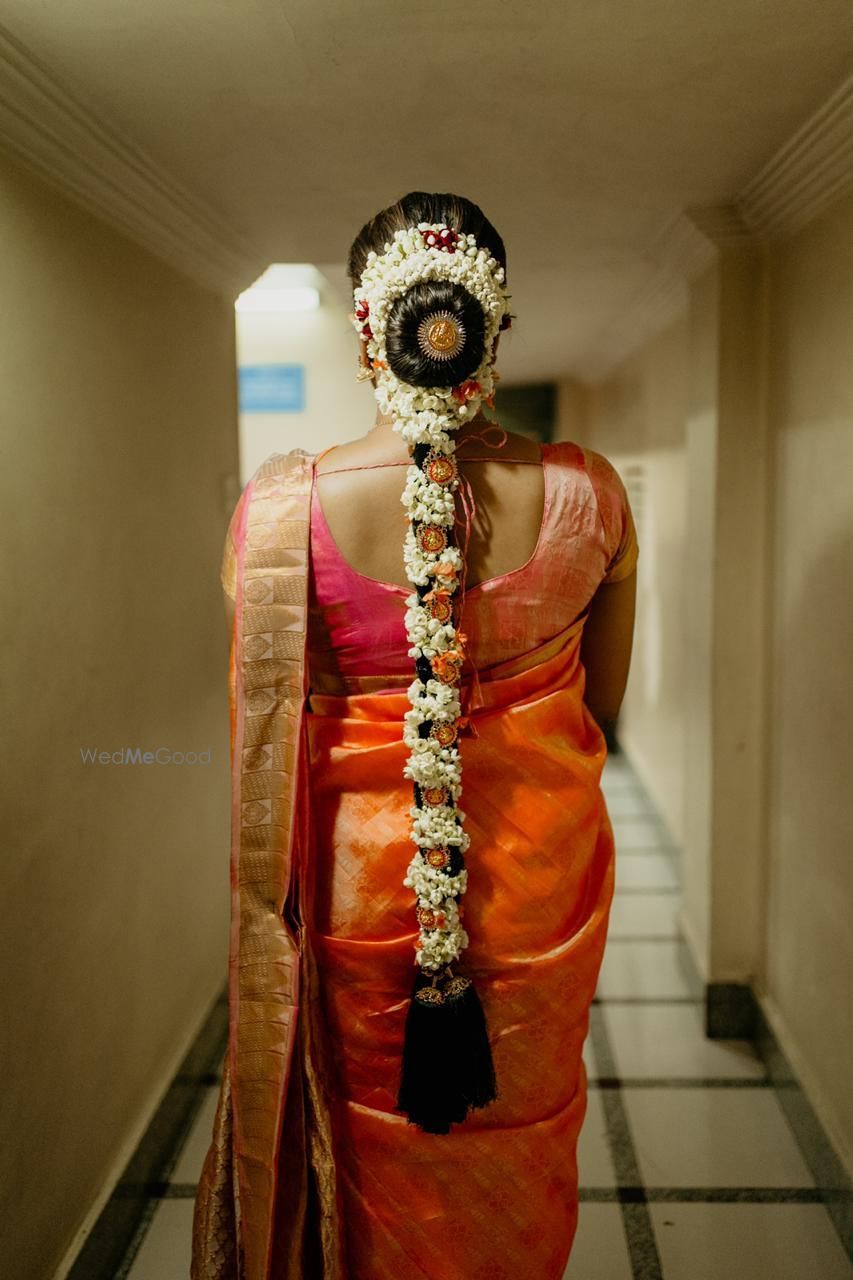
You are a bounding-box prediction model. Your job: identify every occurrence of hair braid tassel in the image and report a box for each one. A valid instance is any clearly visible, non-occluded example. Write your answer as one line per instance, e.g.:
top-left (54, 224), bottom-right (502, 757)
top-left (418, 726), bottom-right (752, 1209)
top-left (351, 222), bottom-right (510, 1134)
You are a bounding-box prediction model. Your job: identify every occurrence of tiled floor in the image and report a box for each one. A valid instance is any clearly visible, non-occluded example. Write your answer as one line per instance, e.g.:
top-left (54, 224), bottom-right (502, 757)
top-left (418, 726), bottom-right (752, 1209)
top-left (118, 753), bottom-right (853, 1279)
top-left (570, 753), bottom-right (852, 1280)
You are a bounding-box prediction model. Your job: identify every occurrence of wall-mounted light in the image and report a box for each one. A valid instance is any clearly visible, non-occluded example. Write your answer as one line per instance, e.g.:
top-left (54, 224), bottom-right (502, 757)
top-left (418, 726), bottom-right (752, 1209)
top-left (235, 264), bottom-right (323, 313)
top-left (235, 286), bottom-right (319, 313)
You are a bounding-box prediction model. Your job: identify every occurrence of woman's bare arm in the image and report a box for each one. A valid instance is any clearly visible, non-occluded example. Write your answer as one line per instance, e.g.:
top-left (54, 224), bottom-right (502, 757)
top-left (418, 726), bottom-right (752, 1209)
top-left (579, 570), bottom-right (637, 731)
top-left (224, 588), bottom-right (235, 634)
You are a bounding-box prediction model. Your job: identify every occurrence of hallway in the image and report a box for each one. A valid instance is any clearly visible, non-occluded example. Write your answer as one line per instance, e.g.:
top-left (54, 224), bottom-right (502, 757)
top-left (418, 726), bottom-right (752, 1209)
top-left (111, 754), bottom-right (852, 1280)
top-left (3, 5), bottom-right (853, 1276)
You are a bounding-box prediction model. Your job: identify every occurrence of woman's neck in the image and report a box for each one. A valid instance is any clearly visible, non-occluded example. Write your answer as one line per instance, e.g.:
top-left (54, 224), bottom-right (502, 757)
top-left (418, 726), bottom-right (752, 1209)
top-left (367, 404), bottom-right (492, 449)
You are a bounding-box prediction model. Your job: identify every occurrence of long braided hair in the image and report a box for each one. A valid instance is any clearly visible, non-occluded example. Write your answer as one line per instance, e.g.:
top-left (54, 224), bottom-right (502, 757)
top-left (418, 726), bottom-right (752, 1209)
top-left (347, 192), bottom-right (512, 1133)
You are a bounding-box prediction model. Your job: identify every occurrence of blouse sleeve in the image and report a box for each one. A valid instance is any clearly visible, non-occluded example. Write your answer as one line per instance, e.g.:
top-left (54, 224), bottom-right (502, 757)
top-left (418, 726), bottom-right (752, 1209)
top-left (583, 447), bottom-right (639, 585)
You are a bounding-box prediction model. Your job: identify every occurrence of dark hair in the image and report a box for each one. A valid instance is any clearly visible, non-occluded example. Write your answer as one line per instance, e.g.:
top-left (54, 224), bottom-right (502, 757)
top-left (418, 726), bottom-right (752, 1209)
top-left (347, 191), bottom-right (507, 389)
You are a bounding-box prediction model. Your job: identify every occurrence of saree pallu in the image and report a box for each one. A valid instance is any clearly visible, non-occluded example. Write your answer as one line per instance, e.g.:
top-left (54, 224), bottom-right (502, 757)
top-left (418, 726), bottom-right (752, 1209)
top-left (192, 449), bottom-right (616, 1280)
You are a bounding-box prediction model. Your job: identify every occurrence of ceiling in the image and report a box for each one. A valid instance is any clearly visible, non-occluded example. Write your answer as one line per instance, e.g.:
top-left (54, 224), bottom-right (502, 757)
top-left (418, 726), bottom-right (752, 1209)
top-left (1, 0), bottom-right (852, 383)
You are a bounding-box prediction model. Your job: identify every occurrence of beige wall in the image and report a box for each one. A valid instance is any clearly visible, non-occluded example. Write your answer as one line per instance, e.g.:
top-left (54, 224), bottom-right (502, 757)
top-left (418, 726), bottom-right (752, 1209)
top-left (0, 153), bottom-right (239, 1278)
top-left (679, 266), bottom-right (719, 977)
top-left (562, 193), bottom-right (853, 1172)
top-left (556, 317), bottom-right (689, 851)
top-left (760, 187), bottom-right (853, 1169)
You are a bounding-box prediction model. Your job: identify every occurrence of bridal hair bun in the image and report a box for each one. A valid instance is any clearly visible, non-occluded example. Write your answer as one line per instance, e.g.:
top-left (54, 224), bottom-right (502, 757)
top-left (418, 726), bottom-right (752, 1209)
top-left (385, 279), bottom-right (486, 389)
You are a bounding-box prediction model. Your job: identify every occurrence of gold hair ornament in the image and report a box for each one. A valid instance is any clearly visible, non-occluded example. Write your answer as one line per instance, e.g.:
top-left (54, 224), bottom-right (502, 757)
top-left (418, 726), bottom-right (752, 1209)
top-left (417, 310), bottom-right (466, 361)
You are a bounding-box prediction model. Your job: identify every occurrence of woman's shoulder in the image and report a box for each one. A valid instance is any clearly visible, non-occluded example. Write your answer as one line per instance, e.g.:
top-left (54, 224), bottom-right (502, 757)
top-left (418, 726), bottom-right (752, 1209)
top-left (548, 440), bottom-right (638, 582)
top-left (548, 440), bottom-right (627, 502)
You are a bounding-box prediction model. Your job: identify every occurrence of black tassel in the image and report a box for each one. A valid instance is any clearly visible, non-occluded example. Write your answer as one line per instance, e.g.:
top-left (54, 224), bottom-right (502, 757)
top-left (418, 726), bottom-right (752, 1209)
top-left (447, 974), bottom-right (498, 1110)
top-left (396, 969), bottom-right (497, 1134)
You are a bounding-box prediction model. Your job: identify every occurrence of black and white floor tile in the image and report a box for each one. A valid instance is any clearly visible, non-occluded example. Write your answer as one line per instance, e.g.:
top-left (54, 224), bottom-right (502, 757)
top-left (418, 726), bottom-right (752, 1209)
top-left (570, 753), bottom-right (852, 1280)
top-left (112, 754), bottom-right (853, 1279)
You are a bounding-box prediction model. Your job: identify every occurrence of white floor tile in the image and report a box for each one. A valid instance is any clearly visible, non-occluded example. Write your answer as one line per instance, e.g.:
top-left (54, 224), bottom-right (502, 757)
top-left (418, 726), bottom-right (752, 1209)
top-left (611, 817), bottom-right (672, 849)
top-left (614, 852), bottom-right (680, 890)
top-left (649, 1204), bottom-right (853, 1280)
top-left (604, 1004), bottom-right (766, 1080)
top-left (601, 762), bottom-right (643, 788)
top-left (601, 786), bottom-right (648, 811)
top-left (582, 1031), bottom-right (596, 1078)
top-left (577, 1089), bottom-right (617, 1187)
top-left (596, 940), bottom-right (702, 999)
top-left (623, 1088), bottom-right (814, 1187)
top-left (601, 763), bottom-right (641, 781)
top-left (607, 892), bottom-right (681, 938)
top-left (604, 790), bottom-right (652, 818)
top-left (602, 755), bottom-right (634, 776)
top-left (170, 1087), bottom-right (219, 1184)
top-left (126, 1199), bottom-right (194, 1280)
top-left (565, 1203), bottom-right (632, 1278)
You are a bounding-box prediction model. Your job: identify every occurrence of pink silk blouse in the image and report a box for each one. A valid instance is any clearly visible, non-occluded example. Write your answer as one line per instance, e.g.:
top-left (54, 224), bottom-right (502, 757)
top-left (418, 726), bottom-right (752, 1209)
top-left (307, 438), bottom-right (638, 680)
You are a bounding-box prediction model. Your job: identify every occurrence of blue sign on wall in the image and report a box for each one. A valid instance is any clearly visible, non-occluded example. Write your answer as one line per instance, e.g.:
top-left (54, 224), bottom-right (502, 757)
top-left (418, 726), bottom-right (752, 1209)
top-left (239, 364), bottom-right (305, 413)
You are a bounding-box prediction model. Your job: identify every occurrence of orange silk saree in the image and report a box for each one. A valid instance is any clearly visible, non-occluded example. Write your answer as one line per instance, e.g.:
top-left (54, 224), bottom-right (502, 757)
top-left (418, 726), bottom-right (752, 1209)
top-left (192, 447), bottom-right (619, 1280)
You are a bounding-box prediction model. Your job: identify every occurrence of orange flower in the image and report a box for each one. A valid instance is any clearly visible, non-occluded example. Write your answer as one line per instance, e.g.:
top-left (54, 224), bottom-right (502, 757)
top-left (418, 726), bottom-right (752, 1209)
top-left (432, 650), bottom-right (463, 684)
top-left (451, 379), bottom-right (482, 403)
top-left (430, 561), bottom-right (459, 593)
top-left (432, 630), bottom-right (469, 684)
top-left (424, 586), bottom-right (454, 623)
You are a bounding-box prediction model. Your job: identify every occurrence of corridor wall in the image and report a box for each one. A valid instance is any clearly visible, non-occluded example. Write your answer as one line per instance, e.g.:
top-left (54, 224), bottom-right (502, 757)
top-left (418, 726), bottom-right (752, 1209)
top-left (555, 318), bottom-right (690, 851)
top-left (761, 184), bottom-right (853, 1172)
top-left (0, 151), bottom-right (239, 1278)
top-left (560, 187), bottom-right (853, 1178)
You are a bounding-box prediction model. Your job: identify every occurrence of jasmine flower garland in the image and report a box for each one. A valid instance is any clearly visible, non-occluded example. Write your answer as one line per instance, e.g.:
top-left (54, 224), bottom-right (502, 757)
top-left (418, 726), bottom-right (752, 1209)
top-left (351, 223), bottom-right (510, 977)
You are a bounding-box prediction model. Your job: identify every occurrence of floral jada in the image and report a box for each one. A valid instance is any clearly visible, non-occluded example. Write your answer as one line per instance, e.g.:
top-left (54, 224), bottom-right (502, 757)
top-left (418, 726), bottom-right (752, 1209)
top-left (351, 221), bottom-right (511, 1133)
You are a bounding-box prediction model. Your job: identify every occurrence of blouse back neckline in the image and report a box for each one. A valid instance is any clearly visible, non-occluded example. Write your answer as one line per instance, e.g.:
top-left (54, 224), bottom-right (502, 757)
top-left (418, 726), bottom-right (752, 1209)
top-left (310, 440), bottom-right (554, 597)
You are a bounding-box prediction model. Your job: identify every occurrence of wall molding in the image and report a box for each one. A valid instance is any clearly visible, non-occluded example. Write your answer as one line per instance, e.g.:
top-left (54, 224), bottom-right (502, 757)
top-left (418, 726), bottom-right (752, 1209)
top-left (576, 207), bottom-right (719, 385)
top-left (578, 71), bottom-right (853, 385)
top-left (0, 23), bottom-right (263, 296)
top-left (737, 72), bottom-right (853, 240)
top-left (2, 22), bottom-right (850, 352)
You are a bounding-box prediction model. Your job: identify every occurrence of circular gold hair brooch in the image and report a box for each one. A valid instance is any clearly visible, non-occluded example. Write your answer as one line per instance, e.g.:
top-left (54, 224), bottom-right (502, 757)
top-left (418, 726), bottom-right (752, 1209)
top-left (430, 722), bottom-right (458, 748)
top-left (418, 525), bottom-right (447, 555)
top-left (424, 452), bottom-right (458, 486)
top-left (422, 785), bottom-right (450, 806)
top-left (417, 310), bottom-right (466, 361)
top-left (425, 846), bottom-right (450, 869)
